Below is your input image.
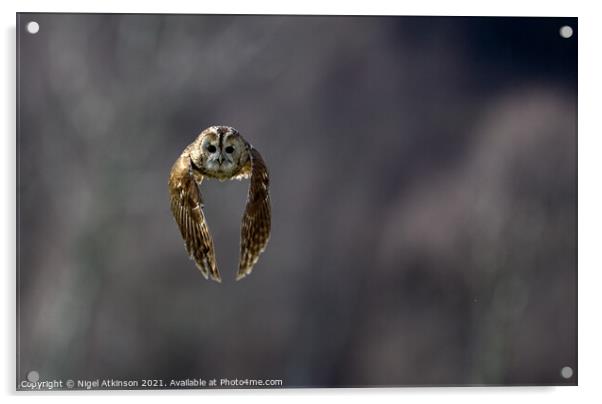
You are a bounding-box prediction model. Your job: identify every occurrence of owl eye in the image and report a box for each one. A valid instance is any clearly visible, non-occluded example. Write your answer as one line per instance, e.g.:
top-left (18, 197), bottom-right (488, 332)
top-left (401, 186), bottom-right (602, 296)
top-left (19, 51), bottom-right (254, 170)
top-left (225, 146), bottom-right (234, 154)
top-left (207, 145), bottom-right (217, 153)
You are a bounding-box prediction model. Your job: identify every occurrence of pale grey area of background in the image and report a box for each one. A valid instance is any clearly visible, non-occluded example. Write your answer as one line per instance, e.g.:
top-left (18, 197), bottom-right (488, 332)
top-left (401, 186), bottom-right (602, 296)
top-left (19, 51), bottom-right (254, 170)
top-left (17, 14), bottom-right (577, 387)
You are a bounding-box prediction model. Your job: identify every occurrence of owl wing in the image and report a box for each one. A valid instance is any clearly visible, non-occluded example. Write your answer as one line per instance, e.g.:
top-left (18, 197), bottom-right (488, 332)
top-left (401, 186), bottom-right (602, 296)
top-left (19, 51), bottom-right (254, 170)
top-left (237, 146), bottom-right (271, 280)
top-left (169, 156), bottom-right (221, 282)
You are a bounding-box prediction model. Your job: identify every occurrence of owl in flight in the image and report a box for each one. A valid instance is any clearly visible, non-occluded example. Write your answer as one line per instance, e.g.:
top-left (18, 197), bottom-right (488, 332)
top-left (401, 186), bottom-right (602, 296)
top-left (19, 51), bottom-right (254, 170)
top-left (168, 126), bottom-right (271, 282)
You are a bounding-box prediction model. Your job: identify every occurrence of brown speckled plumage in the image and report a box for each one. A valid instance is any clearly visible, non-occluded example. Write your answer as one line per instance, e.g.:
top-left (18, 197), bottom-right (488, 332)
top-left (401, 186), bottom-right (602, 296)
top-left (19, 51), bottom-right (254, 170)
top-left (168, 126), bottom-right (271, 282)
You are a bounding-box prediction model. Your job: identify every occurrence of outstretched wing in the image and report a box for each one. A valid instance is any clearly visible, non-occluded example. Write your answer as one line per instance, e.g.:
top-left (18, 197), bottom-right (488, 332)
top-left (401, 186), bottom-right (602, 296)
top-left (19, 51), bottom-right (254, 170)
top-left (238, 146), bottom-right (271, 280)
top-left (169, 156), bottom-right (221, 282)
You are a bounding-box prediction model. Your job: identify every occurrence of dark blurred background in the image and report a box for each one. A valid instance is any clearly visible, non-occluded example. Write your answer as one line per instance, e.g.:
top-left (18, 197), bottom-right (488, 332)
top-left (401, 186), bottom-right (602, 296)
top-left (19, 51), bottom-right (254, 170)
top-left (17, 14), bottom-right (577, 387)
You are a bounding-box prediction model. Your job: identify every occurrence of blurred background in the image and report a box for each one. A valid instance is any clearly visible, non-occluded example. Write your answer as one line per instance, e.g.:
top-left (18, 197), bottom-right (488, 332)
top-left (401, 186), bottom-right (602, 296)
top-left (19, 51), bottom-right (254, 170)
top-left (17, 14), bottom-right (577, 387)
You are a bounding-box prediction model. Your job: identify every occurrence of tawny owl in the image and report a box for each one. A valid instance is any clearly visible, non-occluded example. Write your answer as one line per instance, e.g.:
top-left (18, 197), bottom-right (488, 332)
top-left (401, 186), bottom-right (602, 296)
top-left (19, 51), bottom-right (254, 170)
top-left (168, 126), bottom-right (271, 282)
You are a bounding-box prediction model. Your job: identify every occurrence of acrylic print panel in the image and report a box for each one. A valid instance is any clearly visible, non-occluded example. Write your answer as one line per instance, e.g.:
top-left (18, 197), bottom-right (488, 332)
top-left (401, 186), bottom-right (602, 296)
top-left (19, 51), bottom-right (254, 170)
top-left (16, 13), bottom-right (577, 390)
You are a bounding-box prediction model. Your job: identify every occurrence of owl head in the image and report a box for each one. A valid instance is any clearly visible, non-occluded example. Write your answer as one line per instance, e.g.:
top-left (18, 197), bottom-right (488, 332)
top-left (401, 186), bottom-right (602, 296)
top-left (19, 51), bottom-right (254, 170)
top-left (191, 126), bottom-right (249, 179)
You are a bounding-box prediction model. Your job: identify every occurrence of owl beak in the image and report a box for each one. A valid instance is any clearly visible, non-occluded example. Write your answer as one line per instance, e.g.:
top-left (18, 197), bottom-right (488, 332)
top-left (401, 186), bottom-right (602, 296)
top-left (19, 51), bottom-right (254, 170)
top-left (216, 156), bottom-right (224, 165)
